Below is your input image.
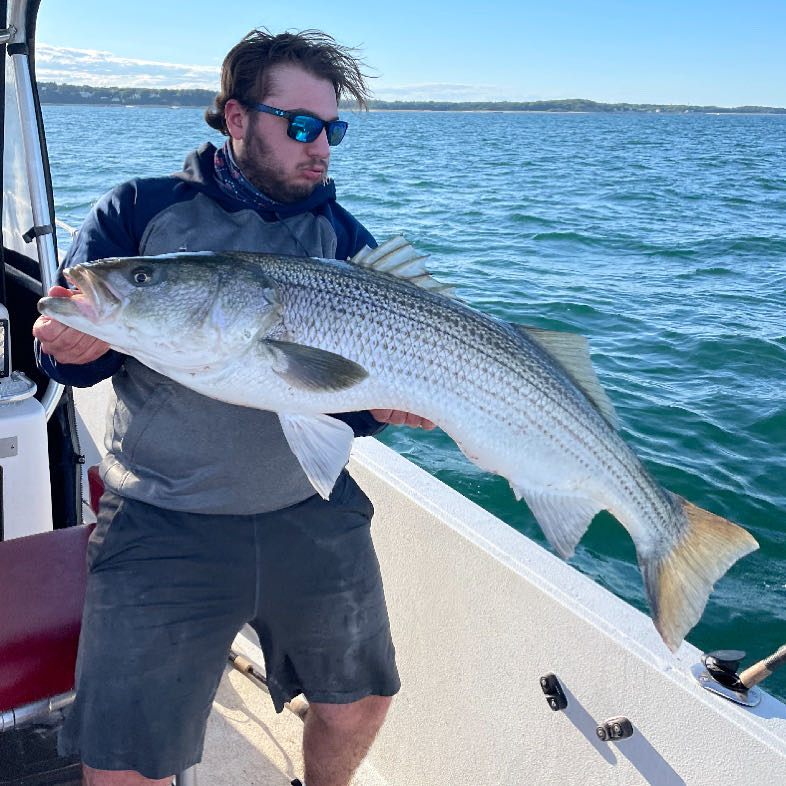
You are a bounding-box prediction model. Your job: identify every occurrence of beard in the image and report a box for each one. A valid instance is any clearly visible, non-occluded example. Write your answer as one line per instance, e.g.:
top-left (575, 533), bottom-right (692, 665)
top-left (233, 124), bottom-right (328, 204)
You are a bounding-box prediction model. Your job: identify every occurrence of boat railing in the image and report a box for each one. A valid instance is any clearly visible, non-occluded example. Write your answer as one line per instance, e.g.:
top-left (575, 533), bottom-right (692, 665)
top-left (3, 4), bottom-right (63, 420)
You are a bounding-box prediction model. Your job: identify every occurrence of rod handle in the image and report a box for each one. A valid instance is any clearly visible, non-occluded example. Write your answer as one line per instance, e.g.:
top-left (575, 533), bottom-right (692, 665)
top-left (739, 644), bottom-right (786, 689)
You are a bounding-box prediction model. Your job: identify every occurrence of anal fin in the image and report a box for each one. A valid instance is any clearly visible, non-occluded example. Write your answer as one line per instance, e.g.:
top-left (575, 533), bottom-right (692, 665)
top-left (515, 486), bottom-right (601, 559)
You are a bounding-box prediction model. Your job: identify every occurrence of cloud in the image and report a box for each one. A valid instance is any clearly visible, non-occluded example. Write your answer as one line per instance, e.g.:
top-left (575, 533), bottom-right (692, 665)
top-left (34, 44), bottom-right (546, 103)
top-left (35, 43), bottom-right (220, 89)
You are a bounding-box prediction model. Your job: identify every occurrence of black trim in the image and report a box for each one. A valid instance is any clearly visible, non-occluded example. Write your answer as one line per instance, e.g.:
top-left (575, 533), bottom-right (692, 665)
top-left (6, 42), bottom-right (28, 55)
top-left (21, 223), bottom-right (53, 243)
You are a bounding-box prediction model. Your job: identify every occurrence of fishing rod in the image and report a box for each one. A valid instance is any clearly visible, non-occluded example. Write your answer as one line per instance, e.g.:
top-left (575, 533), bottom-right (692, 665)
top-left (692, 643), bottom-right (786, 706)
top-left (227, 648), bottom-right (310, 720)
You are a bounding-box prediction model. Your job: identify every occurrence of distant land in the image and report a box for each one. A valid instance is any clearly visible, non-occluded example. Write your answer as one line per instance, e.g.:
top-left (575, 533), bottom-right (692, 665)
top-left (36, 82), bottom-right (786, 114)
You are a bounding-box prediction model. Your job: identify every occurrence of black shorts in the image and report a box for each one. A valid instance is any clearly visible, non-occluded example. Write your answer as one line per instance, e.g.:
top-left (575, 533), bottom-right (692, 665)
top-left (58, 472), bottom-right (399, 779)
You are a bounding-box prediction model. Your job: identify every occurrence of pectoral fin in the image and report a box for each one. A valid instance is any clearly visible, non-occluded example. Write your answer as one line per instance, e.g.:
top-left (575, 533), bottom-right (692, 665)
top-left (278, 412), bottom-right (356, 499)
top-left (260, 339), bottom-right (368, 392)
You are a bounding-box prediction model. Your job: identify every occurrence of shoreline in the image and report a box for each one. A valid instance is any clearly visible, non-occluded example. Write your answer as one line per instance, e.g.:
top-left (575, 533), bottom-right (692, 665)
top-left (38, 102), bottom-right (786, 116)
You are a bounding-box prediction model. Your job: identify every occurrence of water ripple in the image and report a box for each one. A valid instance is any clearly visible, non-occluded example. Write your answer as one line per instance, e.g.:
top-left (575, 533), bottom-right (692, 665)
top-left (42, 105), bottom-right (786, 700)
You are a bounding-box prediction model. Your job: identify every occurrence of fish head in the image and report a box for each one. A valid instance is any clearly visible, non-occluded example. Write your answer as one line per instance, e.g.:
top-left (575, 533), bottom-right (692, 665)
top-left (38, 252), bottom-right (283, 370)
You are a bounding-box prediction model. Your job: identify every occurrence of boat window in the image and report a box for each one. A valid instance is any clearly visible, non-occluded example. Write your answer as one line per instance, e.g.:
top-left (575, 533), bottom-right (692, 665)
top-left (2, 55), bottom-right (38, 272)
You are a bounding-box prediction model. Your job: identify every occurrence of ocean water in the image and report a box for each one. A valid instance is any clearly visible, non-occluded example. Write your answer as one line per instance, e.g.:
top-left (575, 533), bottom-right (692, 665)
top-left (42, 105), bottom-right (786, 701)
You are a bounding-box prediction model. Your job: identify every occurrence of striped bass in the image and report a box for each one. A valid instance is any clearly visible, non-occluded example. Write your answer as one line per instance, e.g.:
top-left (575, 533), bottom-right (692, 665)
top-left (38, 236), bottom-right (758, 651)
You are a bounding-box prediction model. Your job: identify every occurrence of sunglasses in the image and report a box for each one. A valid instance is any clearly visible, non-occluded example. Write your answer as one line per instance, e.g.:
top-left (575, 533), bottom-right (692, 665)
top-left (249, 103), bottom-right (348, 146)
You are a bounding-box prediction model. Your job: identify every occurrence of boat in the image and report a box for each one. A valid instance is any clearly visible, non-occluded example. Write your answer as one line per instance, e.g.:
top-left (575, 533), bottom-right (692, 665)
top-left (1, 1), bottom-right (785, 783)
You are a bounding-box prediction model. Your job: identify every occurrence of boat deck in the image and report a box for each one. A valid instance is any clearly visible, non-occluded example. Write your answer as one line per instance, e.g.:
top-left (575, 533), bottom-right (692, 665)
top-left (203, 661), bottom-right (306, 785)
top-left (201, 630), bottom-right (377, 786)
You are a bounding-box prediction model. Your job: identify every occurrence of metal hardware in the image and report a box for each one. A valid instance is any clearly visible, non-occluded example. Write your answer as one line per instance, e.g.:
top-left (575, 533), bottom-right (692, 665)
top-left (692, 664), bottom-right (762, 707)
top-left (0, 371), bottom-right (37, 404)
top-left (0, 690), bottom-right (75, 732)
top-left (55, 217), bottom-right (79, 239)
top-left (0, 437), bottom-right (19, 459)
top-left (596, 716), bottom-right (633, 741)
top-left (689, 646), bottom-right (786, 707)
top-left (539, 673), bottom-right (568, 711)
top-left (173, 766), bottom-right (198, 785)
top-left (0, 25), bottom-right (17, 44)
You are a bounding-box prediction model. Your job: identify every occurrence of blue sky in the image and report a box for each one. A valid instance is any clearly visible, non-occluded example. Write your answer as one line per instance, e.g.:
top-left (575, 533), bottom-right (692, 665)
top-left (34, 0), bottom-right (786, 106)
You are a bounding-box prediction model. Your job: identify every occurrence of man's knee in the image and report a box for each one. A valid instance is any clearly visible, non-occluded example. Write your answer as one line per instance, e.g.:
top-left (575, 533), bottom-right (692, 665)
top-left (307, 694), bottom-right (392, 734)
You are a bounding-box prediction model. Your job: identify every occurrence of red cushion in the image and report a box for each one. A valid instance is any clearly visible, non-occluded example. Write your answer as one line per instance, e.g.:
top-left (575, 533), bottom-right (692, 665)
top-left (88, 465), bottom-right (104, 515)
top-left (0, 525), bottom-right (93, 711)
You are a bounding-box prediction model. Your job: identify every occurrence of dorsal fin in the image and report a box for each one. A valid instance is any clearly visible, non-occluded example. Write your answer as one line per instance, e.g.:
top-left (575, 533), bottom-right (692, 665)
top-left (349, 235), bottom-right (457, 298)
top-left (514, 325), bottom-right (619, 427)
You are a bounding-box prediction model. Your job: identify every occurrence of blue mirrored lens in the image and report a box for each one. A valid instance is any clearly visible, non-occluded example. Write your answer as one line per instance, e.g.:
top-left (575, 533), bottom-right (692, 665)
top-left (288, 116), bottom-right (347, 146)
top-left (289, 116), bottom-right (323, 142)
top-left (326, 121), bottom-right (348, 146)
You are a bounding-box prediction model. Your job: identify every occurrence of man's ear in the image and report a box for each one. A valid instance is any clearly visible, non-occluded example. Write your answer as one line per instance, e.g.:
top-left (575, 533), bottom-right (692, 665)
top-left (224, 98), bottom-right (248, 141)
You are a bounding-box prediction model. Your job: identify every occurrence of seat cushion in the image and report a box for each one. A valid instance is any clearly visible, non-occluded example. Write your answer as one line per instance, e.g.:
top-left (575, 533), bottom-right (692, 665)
top-left (0, 525), bottom-right (93, 712)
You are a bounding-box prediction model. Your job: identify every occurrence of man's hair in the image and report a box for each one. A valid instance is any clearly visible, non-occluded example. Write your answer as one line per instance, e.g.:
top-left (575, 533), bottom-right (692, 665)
top-left (205, 29), bottom-right (373, 135)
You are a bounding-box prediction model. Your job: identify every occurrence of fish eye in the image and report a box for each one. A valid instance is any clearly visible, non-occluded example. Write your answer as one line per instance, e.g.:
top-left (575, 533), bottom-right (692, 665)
top-left (131, 267), bottom-right (154, 286)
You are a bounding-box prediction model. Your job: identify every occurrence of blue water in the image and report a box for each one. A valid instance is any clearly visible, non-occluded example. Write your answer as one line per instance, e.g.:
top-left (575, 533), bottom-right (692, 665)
top-left (42, 105), bottom-right (786, 701)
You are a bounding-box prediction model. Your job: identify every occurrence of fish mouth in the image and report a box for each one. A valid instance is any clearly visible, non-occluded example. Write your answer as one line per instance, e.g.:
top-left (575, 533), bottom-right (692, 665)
top-left (38, 264), bottom-right (122, 324)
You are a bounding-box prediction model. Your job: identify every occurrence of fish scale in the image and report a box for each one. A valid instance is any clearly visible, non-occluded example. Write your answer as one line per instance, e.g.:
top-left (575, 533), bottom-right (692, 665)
top-left (37, 237), bottom-right (759, 651)
top-left (238, 252), bottom-right (712, 558)
top-left (259, 257), bottom-right (702, 518)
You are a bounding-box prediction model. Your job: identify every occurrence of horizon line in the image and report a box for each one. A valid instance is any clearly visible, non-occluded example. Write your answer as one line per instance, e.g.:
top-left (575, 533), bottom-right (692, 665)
top-left (35, 83), bottom-right (786, 112)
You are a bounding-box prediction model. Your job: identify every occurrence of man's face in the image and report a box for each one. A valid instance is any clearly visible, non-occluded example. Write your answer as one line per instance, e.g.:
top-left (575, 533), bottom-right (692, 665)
top-left (231, 64), bottom-right (339, 204)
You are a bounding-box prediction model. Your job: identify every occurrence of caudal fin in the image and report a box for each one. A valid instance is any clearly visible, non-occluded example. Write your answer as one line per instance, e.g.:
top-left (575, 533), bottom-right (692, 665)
top-left (640, 494), bottom-right (758, 652)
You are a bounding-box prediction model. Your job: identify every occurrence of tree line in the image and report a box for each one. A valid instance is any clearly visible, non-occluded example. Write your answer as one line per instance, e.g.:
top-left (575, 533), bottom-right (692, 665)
top-left (36, 83), bottom-right (786, 114)
top-left (37, 82), bottom-right (216, 106)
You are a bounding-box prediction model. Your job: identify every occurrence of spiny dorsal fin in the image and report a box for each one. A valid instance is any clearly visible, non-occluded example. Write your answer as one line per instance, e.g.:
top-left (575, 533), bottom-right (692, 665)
top-left (515, 325), bottom-right (619, 427)
top-left (349, 235), bottom-right (457, 299)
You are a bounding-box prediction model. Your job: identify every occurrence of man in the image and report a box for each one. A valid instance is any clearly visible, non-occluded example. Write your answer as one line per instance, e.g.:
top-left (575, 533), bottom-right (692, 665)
top-left (34, 29), bottom-right (432, 786)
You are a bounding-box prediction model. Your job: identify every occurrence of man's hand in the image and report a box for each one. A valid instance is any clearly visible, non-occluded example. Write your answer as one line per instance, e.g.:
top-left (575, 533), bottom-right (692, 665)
top-left (370, 409), bottom-right (436, 430)
top-left (32, 286), bottom-right (110, 364)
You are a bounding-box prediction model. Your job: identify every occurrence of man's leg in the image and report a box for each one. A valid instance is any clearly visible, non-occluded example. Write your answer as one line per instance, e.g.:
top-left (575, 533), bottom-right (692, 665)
top-left (303, 696), bottom-right (392, 786)
top-left (251, 474), bottom-right (400, 785)
top-left (60, 493), bottom-right (256, 781)
top-left (82, 764), bottom-right (173, 785)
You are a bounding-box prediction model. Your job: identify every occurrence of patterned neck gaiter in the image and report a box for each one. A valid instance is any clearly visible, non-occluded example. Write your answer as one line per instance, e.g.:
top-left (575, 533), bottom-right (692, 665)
top-left (213, 140), bottom-right (279, 210)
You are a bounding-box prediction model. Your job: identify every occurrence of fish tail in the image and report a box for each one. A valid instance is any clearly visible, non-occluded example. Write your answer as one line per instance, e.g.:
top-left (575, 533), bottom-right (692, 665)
top-left (640, 494), bottom-right (758, 652)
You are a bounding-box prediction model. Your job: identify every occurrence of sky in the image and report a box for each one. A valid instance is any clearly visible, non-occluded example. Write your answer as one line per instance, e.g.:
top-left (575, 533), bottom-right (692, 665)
top-left (32, 0), bottom-right (786, 107)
